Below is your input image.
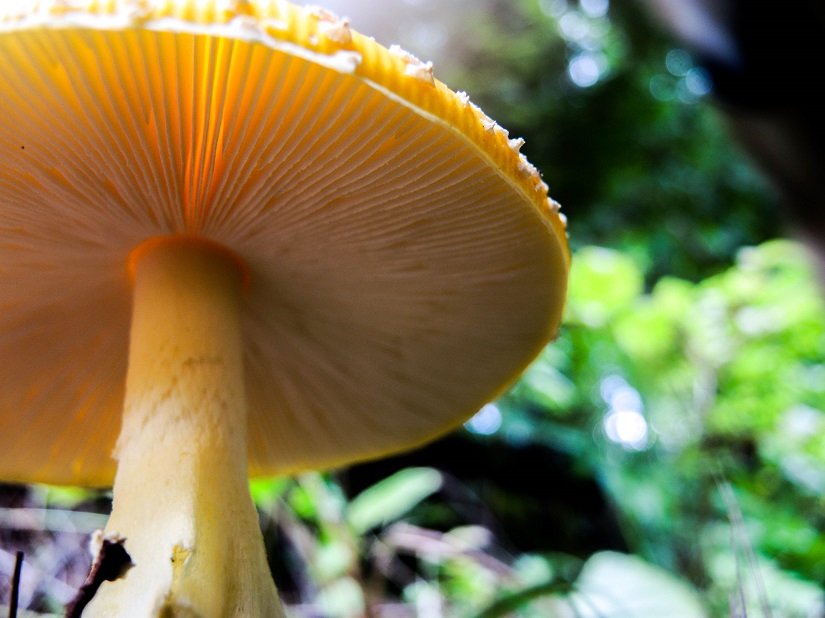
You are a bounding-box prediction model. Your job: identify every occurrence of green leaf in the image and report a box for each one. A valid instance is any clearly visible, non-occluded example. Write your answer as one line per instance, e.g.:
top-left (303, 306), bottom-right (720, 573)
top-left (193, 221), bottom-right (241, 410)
top-left (248, 477), bottom-right (289, 508)
top-left (566, 247), bottom-right (644, 327)
top-left (347, 467), bottom-right (442, 535)
top-left (315, 576), bottom-right (366, 618)
top-left (34, 484), bottom-right (95, 509)
top-left (567, 552), bottom-right (707, 617)
top-left (614, 297), bottom-right (677, 360)
top-left (466, 578), bottom-right (569, 618)
top-left (521, 360), bottom-right (577, 410)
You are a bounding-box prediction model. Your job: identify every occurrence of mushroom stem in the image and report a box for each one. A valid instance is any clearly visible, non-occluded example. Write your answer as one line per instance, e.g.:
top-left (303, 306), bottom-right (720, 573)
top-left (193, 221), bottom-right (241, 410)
top-left (84, 237), bottom-right (285, 617)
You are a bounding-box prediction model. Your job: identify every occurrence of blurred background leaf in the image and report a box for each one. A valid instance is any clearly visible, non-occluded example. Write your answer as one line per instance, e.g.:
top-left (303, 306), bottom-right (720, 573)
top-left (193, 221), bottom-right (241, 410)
top-left (347, 468), bottom-right (443, 536)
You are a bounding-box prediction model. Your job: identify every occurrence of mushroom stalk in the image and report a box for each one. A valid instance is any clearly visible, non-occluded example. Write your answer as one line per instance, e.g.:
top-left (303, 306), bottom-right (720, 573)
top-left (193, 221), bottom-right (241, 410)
top-left (84, 238), bottom-right (285, 617)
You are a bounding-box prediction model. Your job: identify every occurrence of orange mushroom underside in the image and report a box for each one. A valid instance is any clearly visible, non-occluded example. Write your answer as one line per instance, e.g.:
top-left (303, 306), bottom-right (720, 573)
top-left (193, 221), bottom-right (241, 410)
top-left (0, 2), bottom-right (568, 487)
top-left (0, 2), bottom-right (569, 615)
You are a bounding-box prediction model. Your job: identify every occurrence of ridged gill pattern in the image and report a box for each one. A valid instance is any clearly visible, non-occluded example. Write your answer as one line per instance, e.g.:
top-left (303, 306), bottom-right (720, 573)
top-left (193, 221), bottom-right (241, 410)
top-left (0, 2), bottom-right (569, 485)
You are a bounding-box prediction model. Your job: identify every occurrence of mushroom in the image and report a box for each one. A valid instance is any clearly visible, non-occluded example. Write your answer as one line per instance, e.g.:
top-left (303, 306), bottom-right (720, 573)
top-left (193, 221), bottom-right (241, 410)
top-left (0, 1), bottom-right (569, 615)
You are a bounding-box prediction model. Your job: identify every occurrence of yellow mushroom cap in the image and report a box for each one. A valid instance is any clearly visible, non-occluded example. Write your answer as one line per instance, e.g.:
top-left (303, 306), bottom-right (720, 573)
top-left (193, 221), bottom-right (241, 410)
top-left (0, 0), bottom-right (570, 486)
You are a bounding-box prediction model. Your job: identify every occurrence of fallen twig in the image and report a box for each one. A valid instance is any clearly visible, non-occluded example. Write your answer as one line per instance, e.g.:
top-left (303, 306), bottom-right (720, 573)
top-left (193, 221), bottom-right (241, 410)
top-left (8, 550), bottom-right (22, 618)
top-left (64, 533), bottom-right (132, 618)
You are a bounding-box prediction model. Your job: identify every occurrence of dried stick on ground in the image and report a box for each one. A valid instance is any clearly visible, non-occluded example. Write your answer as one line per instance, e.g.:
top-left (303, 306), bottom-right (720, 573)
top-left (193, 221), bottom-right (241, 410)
top-left (8, 550), bottom-right (22, 618)
top-left (64, 534), bottom-right (132, 618)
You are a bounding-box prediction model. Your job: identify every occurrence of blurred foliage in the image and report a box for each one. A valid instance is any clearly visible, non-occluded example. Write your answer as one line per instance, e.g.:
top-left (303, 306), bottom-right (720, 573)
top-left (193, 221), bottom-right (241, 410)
top-left (3, 0), bottom-right (825, 616)
top-left (498, 238), bottom-right (825, 616)
top-left (450, 0), bottom-right (781, 284)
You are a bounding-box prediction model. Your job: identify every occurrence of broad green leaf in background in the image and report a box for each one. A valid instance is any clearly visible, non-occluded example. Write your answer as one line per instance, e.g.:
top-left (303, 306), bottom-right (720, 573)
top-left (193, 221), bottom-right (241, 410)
top-left (347, 467), bottom-right (443, 535)
top-left (566, 552), bottom-right (707, 617)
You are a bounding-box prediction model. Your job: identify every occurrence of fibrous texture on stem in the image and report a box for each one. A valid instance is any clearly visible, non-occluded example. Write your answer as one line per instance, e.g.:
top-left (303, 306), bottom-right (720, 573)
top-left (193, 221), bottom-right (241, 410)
top-left (85, 238), bottom-right (284, 616)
